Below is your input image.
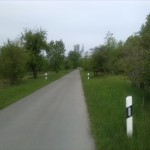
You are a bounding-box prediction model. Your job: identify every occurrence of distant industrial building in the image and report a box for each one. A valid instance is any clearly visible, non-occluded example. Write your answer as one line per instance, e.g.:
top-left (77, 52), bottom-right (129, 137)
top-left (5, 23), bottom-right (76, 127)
top-left (73, 44), bottom-right (84, 53)
top-left (81, 44), bottom-right (84, 53)
top-left (74, 44), bottom-right (80, 52)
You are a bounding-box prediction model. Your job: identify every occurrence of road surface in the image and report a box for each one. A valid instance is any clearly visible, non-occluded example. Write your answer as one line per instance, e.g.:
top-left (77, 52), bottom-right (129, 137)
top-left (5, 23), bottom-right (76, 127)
top-left (0, 70), bottom-right (95, 150)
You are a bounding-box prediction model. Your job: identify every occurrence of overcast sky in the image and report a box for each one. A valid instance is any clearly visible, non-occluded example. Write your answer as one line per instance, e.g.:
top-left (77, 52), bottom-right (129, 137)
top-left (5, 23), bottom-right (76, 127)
top-left (0, 0), bottom-right (150, 53)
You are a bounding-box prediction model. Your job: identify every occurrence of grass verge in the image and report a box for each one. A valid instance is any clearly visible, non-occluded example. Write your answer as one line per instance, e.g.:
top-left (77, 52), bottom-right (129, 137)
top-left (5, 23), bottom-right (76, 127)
top-left (81, 72), bottom-right (150, 150)
top-left (0, 71), bottom-right (68, 110)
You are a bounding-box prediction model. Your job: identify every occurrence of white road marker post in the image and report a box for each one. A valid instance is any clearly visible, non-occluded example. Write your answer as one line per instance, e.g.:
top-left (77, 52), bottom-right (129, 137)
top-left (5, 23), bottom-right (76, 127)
top-left (126, 96), bottom-right (133, 137)
top-left (87, 73), bottom-right (90, 80)
top-left (44, 72), bottom-right (48, 80)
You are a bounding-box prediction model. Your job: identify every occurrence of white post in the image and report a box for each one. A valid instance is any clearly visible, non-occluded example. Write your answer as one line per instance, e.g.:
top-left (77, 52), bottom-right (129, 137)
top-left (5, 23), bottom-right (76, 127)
top-left (44, 72), bottom-right (48, 80)
top-left (126, 96), bottom-right (133, 137)
top-left (87, 73), bottom-right (89, 80)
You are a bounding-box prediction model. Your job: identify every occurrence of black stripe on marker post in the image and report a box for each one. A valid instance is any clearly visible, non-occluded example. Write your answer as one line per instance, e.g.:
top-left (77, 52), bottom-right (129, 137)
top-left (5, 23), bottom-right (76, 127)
top-left (126, 105), bottom-right (133, 118)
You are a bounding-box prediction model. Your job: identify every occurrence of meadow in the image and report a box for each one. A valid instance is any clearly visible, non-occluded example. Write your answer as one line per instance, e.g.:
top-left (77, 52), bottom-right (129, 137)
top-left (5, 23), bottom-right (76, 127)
top-left (0, 71), bottom-right (68, 110)
top-left (81, 72), bottom-right (150, 150)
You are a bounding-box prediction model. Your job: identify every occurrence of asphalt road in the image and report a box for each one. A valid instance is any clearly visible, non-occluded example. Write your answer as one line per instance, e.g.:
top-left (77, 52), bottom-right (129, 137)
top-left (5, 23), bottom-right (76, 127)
top-left (0, 70), bottom-right (95, 150)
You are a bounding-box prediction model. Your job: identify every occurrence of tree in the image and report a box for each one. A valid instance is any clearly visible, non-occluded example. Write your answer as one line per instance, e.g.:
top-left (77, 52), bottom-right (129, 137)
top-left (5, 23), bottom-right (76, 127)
top-left (21, 28), bottom-right (48, 78)
top-left (91, 45), bottom-right (107, 73)
top-left (123, 35), bottom-right (145, 87)
top-left (91, 32), bottom-right (125, 75)
top-left (64, 57), bottom-right (73, 70)
top-left (82, 51), bottom-right (93, 71)
top-left (122, 13), bottom-right (150, 89)
top-left (140, 14), bottom-right (150, 51)
top-left (104, 32), bottom-right (119, 74)
top-left (39, 56), bottom-right (50, 72)
top-left (104, 31), bottom-right (117, 49)
top-left (111, 41), bottom-right (125, 74)
top-left (67, 50), bottom-right (81, 69)
top-left (139, 13), bottom-right (150, 88)
top-left (0, 40), bottom-right (27, 85)
top-left (47, 40), bottom-right (65, 72)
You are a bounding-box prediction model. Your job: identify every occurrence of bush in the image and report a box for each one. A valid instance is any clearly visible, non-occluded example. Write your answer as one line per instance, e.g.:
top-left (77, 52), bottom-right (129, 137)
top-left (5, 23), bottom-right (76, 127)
top-left (0, 40), bottom-right (27, 85)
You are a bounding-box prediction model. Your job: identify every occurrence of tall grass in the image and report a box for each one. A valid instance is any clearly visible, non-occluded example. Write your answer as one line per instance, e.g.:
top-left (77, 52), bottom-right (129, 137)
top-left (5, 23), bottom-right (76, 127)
top-left (0, 71), bottom-right (68, 110)
top-left (81, 73), bottom-right (150, 150)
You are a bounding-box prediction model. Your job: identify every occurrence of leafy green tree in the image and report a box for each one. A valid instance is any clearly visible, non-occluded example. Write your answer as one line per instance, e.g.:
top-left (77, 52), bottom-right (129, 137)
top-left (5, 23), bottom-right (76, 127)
top-left (91, 32), bottom-right (125, 75)
top-left (140, 14), bottom-right (150, 42)
top-left (121, 13), bottom-right (150, 89)
top-left (111, 42), bottom-right (125, 74)
top-left (21, 28), bottom-right (48, 78)
top-left (47, 40), bottom-right (65, 72)
top-left (0, 40), bottom-right (27, 85)
top-left (91, 45), bottom-right (107, 73)
top-left (82, 51), bottom-right (93, 71)
top-left (123, 35), bottom-right (145, 87)
top-left (68, 50), bottom-right (81, 69)
top-left (139, 13), bottom-right (150, 88)
top-left (64, 57), bottom-right (73, 70)
top-left (39, 56), bottom-right (50, 72)
top-left (104, 32), bottom-right (119, 74)
top-left (104, 31), bottom-right (117, 49)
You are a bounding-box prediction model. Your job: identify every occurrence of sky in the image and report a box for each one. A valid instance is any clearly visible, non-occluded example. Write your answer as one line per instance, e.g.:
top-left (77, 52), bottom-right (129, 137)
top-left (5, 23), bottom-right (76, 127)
top-left (0, 0), bottom-right (150, 54)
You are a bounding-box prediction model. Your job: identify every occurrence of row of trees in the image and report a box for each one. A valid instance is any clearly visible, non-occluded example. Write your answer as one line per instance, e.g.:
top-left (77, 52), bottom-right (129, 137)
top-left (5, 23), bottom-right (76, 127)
top-left (83, 13), bottom-right (150, 90)
top-left (2, 13), bottom-right (149, 88)
top-left (0, 28), bottom-right (81, 85)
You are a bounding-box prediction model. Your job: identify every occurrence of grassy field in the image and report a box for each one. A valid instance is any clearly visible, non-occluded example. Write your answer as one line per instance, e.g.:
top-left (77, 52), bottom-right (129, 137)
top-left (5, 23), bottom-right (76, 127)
top-left (0, 71), bottom-right (68, 110)
top-left (81, 72), bottom-right (150, 150)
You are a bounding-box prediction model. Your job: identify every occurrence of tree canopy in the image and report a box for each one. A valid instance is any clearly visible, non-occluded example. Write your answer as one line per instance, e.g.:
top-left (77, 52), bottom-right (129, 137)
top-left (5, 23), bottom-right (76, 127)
top-left (0, 40), bottom-right (27, 84)
top-left (68, 50), bottom-right (81, 69)
top-left (0, 13), bottom-right (150, 90)
top-left (21, 28), bottom-right (48, 78)
top-left (47, 40), bottom-right (65, 72)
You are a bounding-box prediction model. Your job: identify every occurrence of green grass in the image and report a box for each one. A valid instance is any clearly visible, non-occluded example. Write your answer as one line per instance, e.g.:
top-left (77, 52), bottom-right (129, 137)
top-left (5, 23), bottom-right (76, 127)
top-left (81, 72), bottom-right (150, 150)
top-left (0, 71), bottom-right (68, 110)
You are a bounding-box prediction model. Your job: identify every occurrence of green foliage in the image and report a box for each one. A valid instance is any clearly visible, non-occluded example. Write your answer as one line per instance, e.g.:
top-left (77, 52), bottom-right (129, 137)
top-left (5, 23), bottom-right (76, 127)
top-left (91, 45), bottom-right (107, 72)
top-left (89, 13), bottom-right (150, 89)
top-left (123, 35), bottom-right (145, 86)
top-left (82, 52), bottom-right (93, 71)
top-left (39, 56), bottom-right (50, 72)
top-left (121, 13), bottom-right (150, 89)
top-left (0, 40), bottom-right (27, 85)
top-left (64, 57), bottom-right (73, 70)
top-left (21, 28), bottom-right (48, 78)
top-left (47, 40), bottom-right (65, 72)
top-left (104, 31), bottom-right (118, 49)
top-left (139, 14), bottom-right (150, 88)
top-left (91, 32), bottom-right (124, 74)
top-left (140, 14), bottom-right (150, 36)
top-left (67, 50), bottom-right (81, 69)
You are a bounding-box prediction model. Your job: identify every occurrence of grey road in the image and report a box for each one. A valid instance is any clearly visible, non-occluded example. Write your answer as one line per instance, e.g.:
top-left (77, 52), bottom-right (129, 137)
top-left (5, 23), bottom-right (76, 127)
top-left (0, 70), bottom-right (95, 150)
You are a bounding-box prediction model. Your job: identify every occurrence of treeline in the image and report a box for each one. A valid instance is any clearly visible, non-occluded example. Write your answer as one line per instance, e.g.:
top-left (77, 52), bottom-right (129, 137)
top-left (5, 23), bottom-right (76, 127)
top-left (0, 28), bottom-right (81, 85)
top-left (82, 13), bottom-right (150, 90)
top-left (1, 13), bottom-right (150, 88)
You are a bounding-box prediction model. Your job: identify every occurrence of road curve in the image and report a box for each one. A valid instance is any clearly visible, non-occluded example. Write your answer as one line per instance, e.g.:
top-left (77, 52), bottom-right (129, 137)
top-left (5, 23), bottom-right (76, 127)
top-left (0, 70), bottom-right (95, 150)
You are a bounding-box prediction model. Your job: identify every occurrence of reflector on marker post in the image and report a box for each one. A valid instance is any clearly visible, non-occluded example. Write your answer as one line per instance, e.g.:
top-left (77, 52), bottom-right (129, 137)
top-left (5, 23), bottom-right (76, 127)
top-left (126, 96), bottom-right (133, 137)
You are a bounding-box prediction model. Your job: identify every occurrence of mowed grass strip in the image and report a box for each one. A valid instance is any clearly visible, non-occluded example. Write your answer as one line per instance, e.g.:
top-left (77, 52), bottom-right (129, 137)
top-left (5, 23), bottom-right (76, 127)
top-left (0, 71), bottom-right (68, 110)
top-left (81, 73), bottom-right (150, 150)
